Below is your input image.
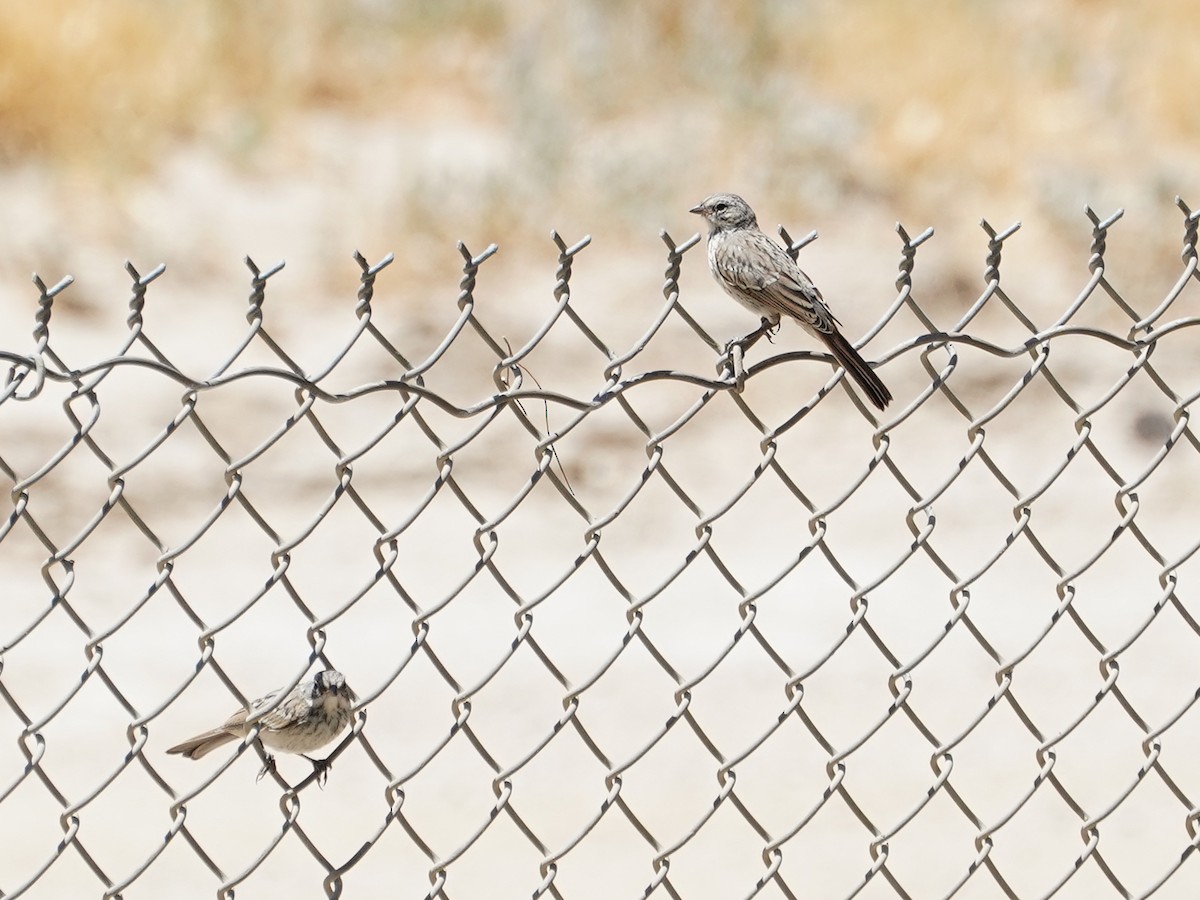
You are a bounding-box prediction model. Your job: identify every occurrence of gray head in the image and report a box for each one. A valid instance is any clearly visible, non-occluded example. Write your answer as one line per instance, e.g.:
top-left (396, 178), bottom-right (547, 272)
top-left (313, 669), bottom-right (349, 699)
top-left (689, 193), bottom-right (758, 233)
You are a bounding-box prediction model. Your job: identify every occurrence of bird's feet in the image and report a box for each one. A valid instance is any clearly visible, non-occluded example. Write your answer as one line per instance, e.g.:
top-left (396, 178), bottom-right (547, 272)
top-left (304, 754), bottom-right (333, 788)
top-left (256, 755), bottom-right (278, 783)
top-left (724, 318), bottom-right (779, 357)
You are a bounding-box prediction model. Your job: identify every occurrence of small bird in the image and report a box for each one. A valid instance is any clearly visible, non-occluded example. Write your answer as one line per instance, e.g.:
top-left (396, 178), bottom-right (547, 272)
top-left (690, 193), bottom-right (892, 410)
top-left (167, 669), bottom-right (355, 782)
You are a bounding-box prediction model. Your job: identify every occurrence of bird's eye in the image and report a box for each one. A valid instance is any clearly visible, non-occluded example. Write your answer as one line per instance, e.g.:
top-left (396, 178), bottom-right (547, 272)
top-left (713, 202), bottom-right (727, 212)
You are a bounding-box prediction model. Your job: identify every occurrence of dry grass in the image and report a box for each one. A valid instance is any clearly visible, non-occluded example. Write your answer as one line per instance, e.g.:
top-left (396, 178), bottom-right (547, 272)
top-left (0, 1), bottom-right (501, 166)
top-left (0, 0), bottom-right (1197, 285)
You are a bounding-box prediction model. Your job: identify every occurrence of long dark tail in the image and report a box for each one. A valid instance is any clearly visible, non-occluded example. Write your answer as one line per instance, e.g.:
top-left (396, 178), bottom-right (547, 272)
top-left (822, 329), bottom-right (892, 411)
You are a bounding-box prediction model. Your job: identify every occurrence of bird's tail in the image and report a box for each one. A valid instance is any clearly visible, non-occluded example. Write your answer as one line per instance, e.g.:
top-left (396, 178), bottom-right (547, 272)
top-left (822, 330), bottom-right (892, 411)
top-left (166, 728), bottom-right (240, 760)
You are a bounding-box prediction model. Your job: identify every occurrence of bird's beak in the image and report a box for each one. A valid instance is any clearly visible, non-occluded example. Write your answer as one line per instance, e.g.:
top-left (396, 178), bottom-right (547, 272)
top-left (689, 203), bottom-right (705, 215)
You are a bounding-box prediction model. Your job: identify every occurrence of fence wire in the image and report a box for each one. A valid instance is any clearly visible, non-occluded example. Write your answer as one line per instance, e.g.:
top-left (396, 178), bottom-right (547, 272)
top-left (3, 199), bottom-right (1200, 900)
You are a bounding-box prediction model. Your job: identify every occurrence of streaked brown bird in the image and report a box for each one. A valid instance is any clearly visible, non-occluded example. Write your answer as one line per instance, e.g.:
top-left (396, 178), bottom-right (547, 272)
top-left (690, 192), bottom-right (892, 410)
top-left (167, 669), bottom-right (354, 782)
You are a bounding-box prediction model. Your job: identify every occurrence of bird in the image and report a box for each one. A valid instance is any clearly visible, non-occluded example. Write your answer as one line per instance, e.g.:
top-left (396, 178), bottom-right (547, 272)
top-left (689, 192), bottom-right (892, 410)
top-left (167, 669), bottom-right (355, 783)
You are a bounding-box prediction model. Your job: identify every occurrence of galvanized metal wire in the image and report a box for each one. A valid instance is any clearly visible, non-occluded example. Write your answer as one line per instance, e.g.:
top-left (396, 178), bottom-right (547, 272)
top-left (3, 198), bottom-right (1200, 898)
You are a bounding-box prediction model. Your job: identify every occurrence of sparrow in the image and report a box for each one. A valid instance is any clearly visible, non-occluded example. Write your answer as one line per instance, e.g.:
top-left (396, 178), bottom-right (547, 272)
top-left (690, 192), bottom-right (891, 410)
top-left (167, 669), bottom-right (354, 783)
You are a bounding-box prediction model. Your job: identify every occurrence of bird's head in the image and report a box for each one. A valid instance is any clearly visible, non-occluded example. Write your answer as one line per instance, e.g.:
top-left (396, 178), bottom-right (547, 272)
top-left (689, 193), bottom-right (758, 232)
top-left (313, 669), bottom-right (353, 703)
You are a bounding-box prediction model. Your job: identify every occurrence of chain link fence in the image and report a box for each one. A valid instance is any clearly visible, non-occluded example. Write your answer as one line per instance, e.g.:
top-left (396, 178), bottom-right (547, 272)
top-left (3, 199), bottom-right (1200, 899)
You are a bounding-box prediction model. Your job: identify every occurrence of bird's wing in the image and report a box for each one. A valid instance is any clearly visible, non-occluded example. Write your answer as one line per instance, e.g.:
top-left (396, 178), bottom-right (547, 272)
top-left (712, 239), bottom-right (779, 293)
top-left (715, 235), bottom-right (843, 331)
top-left (242, 686), bottom-right (303, 731)
top-left (772, 268), bottom-right (842, 330)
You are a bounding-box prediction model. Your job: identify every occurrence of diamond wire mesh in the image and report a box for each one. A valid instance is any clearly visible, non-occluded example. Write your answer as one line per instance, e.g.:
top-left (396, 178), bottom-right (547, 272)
top-left (2, 200), bottom-right (1200, 899)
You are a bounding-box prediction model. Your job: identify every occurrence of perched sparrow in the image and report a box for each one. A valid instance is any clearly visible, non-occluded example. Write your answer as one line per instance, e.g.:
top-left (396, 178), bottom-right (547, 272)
top-left (690, 192), bottom-right (892, 410)
top-left (167, 669), bottom-right (354, 782)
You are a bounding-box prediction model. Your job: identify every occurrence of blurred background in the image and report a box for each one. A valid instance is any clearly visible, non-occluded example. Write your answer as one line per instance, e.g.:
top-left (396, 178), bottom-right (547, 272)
top-left (3, 2), bottom-right (1200, 898)
top-left (2, 0), bottom-right (1197, 318)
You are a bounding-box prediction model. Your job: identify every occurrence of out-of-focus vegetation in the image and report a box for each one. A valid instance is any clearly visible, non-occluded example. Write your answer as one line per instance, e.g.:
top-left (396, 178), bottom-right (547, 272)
top-left (0, 0), bottom-right (1196, 293)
